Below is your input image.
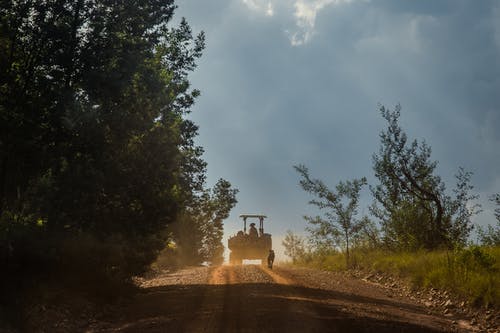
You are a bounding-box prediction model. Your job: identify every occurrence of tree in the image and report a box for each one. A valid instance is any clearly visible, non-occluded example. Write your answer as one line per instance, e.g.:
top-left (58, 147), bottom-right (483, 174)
top-left (304, 215), bottom-right (341, 254)
top-left (282, 230), bottom-right (306, 263)
top-left (295, 164), bottom-right (367, 267)
top-left (0, 1), bottom-right (207, 284)
top-left (446, 167), bottom-right (482, 246)
top-left (478, 194), bottom-right (500, 246)
top-left (351, 216), bottom-right (380, 249)
top-left (199, 179), bottom-right (238, 265)
top-left (170, 212), bottom-right (204, 266)
top-left (478, 222), bottom-right (500, 246)
top-left (171, 179), bottom-right (238, 266)
top-left (371, 105), bottom-right (480, 250)
top-left (493, 194), bottom-right (500, 222)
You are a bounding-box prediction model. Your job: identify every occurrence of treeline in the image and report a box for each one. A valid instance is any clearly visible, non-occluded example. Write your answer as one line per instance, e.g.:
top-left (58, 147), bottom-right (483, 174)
top-left (285, 104), bottom-right (500, 264)
top-left (0, 0), bottom-right (236, 298)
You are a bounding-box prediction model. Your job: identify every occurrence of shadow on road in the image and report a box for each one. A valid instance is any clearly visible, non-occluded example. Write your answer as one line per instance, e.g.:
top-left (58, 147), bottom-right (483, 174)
top-left (101, 283), bottom-right (450, 333)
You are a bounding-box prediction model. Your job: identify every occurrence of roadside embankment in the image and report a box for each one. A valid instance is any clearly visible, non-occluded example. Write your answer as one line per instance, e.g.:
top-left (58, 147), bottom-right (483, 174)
top-left (288, 246), bottom-right (500, 331)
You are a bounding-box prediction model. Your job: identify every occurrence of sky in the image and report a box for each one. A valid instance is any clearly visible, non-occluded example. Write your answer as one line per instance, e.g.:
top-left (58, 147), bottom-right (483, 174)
top-left (174, 0), bottom-right (500, 260)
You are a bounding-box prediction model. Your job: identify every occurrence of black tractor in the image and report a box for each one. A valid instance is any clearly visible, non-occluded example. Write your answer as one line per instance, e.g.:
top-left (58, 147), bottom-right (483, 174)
top-left (228, 214), bottom-right (272, 265)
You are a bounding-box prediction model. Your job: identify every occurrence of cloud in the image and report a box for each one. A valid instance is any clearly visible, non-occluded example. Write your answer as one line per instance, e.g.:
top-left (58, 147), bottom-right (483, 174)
top-left (353, 14), bottom-right (436, 55)
top-left (176, 0), bottom-right (500, 244)
top-left (240, 0), bottom-right (361, 45)
top-left (290, 0), bottom-right (355, 45)
top-left (242, 0), bottom-right (274, 16)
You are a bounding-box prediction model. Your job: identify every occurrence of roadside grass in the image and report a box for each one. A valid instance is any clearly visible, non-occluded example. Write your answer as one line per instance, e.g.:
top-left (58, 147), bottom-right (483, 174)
top-left (300, 246), bottom-right (500, 308)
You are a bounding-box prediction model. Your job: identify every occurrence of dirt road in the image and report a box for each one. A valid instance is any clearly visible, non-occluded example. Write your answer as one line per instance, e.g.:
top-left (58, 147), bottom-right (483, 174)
top-left (90, 265), bottom-right (476, 332)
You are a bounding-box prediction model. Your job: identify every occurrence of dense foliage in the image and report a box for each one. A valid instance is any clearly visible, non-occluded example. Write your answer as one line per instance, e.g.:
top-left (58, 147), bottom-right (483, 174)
top-left (0, 0), bottom-right (236, 292)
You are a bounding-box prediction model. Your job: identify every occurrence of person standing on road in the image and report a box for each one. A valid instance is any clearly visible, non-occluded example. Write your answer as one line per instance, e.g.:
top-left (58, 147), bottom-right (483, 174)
top-left (267, 249), bottom-right (275, 269)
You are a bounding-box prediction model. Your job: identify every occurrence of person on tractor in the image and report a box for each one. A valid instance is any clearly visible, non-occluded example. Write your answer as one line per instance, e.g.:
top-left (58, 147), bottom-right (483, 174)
top-left (267, 249), bottom-right (275, 269)
top-left (248, 222), bottom-right (258, 238)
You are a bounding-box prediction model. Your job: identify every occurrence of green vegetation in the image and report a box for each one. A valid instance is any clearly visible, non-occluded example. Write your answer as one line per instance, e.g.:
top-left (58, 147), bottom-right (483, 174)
top-left (287, 104), bottom-right (500, 308)
top-left (0, 0), bottom-right (237, 303)
top-left (291, 246), bottom-right (500, 308)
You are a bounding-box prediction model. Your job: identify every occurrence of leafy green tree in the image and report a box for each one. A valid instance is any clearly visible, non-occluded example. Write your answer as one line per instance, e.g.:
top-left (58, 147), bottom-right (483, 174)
top-left (371, 105), bottom-right (480, 250)
top-left (0, 1), bottom-right (206, 284)
top-left (282, 230), bottom-right (306, 263)
top-left (295, 164), bottom-right (367, 267)
top-left (371, 104), bottom-right (446, 250)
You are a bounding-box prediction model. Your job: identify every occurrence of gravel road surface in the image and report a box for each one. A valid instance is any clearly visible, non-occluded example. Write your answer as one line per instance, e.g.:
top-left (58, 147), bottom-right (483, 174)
top-left (86, 264), bottom-right (483, 333)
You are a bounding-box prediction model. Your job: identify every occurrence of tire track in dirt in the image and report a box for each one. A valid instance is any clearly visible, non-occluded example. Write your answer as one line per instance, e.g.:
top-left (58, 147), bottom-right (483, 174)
top-left (219, 266), bottom-right (246, 332)
top-left (256, 265), bottom-right (331, 332)
top-left (208, 265), bottom-right (228, 285)
top-left (93, 265), bottom-right (460, 332)
top-left (184, 266), bottom-right (230, 332)
top-left (186, 265), bottom-right (246, 332)
top-left (258, 266), bottom-right (294, 285)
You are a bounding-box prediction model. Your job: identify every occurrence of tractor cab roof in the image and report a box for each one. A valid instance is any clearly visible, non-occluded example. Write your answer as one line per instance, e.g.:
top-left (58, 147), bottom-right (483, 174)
top-left (238, 214), bottom-right (268, 234)
top-left (239, 214), bottom-right (267, 219)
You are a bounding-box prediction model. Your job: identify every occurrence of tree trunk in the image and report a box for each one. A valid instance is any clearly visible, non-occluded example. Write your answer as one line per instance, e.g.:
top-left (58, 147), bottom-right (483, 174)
top-left (345, 231), bottom-right (350, 268)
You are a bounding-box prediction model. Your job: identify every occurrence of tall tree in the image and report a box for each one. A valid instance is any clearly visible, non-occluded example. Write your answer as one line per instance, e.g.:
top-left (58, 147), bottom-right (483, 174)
top-left (371, 105), bottom-right (480, 250)
top-left (0, 0), bottom-right (206, 282)
top-left (295, 164), bottom-right (367, 267)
